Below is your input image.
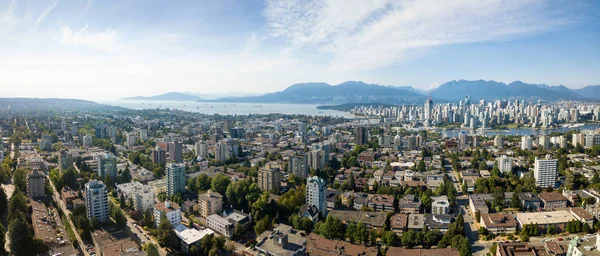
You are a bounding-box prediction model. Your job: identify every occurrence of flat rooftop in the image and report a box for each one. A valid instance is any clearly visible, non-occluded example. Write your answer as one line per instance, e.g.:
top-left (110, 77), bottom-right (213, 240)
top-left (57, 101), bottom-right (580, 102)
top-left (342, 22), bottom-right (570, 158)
top-left (516, 210), bottom-right (576, 225)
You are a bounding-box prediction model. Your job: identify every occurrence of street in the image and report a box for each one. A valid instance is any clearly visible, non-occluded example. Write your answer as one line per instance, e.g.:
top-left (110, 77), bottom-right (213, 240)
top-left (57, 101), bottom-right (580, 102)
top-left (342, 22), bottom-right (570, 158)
top-left (49, 178), bottom-right (90, 256)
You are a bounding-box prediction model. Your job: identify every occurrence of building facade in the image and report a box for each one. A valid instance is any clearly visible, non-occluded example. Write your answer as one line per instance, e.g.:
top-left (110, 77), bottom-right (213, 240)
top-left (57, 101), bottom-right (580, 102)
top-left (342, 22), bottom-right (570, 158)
top-left (85, 180), bottom-right (109, 222)
top-left (167, 163), bottom-right (186, 196)
top-left (534, 157), bottom-right (558, 188)
top-left (307, 176), bottom-right (327, 216)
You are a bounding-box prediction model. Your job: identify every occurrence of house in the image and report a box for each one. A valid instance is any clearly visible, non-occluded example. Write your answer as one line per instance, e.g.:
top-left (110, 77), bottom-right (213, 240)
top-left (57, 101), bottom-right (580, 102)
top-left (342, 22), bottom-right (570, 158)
top-left (538, 192), bottom-right (568, 210)
top-left (544, 241), bottom-right (566, 256)
top-left (407, 214), bottom-right (425, 231)
top-left (398, 195), bottom-right (421, 214)
top-left (424, 214), bottom-right (455, 233)
top-left (480, 213), bottom-right (518, 235)
top-left (299, 204), bottom-right (320, 222)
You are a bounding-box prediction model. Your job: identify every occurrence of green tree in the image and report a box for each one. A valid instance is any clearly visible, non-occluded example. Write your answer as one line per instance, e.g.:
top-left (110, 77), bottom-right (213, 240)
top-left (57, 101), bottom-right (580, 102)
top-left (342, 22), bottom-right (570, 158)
top-left (254, 216), bottom-right (272, 236)
top-left (402, 230), bottom-right (417, 248)
top-left (156, 218), bottom-right (176, 248)
top-left (143, 243), bottom-right (160, 256)
top-left (211, 173), bottom-right (231, 197)
top-left (510, 192), bottom-right (521, 209)
top-left (0, 223), bottom-right (6, 256)
top-left (8, 191), bottom-right (27, 221)
top-left (319, 215), bottom-right (345, 240)
top-left (12, 169), bottom-right (28, 193)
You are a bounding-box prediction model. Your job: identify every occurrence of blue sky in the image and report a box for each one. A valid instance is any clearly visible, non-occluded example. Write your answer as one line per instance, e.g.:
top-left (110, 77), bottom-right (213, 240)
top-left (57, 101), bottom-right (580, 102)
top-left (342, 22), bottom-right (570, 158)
top-left (0, 0), bottom-right (598, 100)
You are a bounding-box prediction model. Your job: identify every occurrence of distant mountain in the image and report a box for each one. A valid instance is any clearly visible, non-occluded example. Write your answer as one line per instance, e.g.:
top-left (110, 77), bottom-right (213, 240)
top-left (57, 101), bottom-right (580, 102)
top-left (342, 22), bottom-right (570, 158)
top-left (575, 85), bottom-right (600, 101)
top-left (429, 80), bottom-right (586, 101)
top-left (122, 92), bottom-right (202, 101)
top-left (208, 81), bottom-right (428, 105)
top-left (0, 98), bottom-right (125, 112)
top-left (185, 92), bottom-right (261, 100)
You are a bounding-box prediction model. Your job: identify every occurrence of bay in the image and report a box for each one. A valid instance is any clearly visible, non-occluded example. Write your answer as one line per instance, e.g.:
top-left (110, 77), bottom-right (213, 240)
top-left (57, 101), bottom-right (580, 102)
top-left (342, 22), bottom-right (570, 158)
top-left (100, 100), bottom-right (353, 117)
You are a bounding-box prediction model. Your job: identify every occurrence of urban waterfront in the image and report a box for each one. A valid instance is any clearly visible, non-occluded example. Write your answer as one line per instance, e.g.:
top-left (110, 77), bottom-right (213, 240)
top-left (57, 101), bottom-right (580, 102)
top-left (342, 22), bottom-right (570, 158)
top-left (437, 124), bottom-right (600, 138)
top-left (101, 100), bottom-right (353, 117)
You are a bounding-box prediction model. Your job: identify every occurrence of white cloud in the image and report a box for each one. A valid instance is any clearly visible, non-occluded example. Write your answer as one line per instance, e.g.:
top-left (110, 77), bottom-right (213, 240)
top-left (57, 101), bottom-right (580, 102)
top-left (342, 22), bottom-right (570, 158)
top-left (0, 0), bottom-right (17, 34)
top-left (265, 0), bottom-right (577, 71)
top-left (59, 25), bottom-right (122, 52)
top-left (36, 0), bottom-right (58, 26)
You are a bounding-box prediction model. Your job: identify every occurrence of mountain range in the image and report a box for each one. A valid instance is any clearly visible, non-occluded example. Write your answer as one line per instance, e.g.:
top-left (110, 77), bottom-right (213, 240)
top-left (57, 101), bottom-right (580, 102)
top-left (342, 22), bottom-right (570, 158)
top-left (122, 80), bottom-right (600, 104)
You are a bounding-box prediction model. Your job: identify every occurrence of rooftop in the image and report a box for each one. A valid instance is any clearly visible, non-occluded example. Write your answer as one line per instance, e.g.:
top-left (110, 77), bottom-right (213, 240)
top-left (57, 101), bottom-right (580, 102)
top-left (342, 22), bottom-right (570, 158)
top-left (306, 233), bottom-right (378, 256)
top-left (386, 247), bottom-right (460, 256)
top-left (538, 192), bottom-right (568, 202)
top-left (328, 210), bottom-right (387, 228)
top-left (516, 211), bottom-right (576, 225)
top-left (174, 224), bottom-right (214, 245)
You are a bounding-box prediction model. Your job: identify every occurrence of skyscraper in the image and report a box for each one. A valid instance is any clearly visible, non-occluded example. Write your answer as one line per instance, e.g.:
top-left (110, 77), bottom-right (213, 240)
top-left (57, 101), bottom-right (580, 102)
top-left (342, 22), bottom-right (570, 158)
top-left (355, 126), bottom-right (368, 145)
top-left (494, 135), bottom-right (504, 149)
top-left (534, 157), bottom-right (558, 188)
top-left (85, 180), bottom-right (109, 222)
top-left (168, 141), bottom-right (183, 163)
top-left (166, 163), bottom-right (186, 196)
top-left (424, 98), bottom-right (433, 121)
top-left (59, 149), bottom-right (73, 171)
top-left (306, 176), bottom-right (327, 216)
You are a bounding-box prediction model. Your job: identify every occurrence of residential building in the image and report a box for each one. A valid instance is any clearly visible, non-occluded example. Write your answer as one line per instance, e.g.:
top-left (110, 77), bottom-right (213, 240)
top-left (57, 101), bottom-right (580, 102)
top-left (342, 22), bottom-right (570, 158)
top-left (40, 134), bottom-right (52, 151)
top-left (195, 141), bottom-right (208, 158)
top-left (432, 196), bottom-right (450, 214)
top-left (27, 168), bottom-right (45, 198)
top-left (307, 233), bottom-right (377, 256)
top-left (519, 193), bottom-right (541, 211)
top-left (133, 185), bottom-right (154, 213)
top-left (256, 224), bottom-right (307, 256)
top-left (258, 167), bottom-right (282, 192)
top-left (299, 204), bottom-right (320, 222)
top-left (516, 211), bottom-right (576, 233)
top-left (534, 157), bottom-right (558, 188)
top-left (306, 176), bottom-right (327, 216)
top-left (215, 142), bottom-right (229, 163)
top-left (83, 134), bottom-right (93, 148)
top-left (168, 141), bottom-right (183, 163)
top-left (151, 147), bottom-right (167, 165)
top-left (206, 214), bottom-right (234, 238)
top-left (355, 126), bottom-right (367, 145)
top-left (494, 135), bottom-right (504, 148)
top-left (59, 149), bottom-right (73, 171)
top-left (368, 194), bottom-right (395, 212)
top-left (480, 213), bottom-right (518, 235)
top-left (496, 243), bottom-right (537, 256)
top-left (85, 180), bottom-right (109, 222)
top-left (538, 192), bottom-right (568, 210)
top-left (173, 225), bottom-right (214, 253)
top-left (328, 210), bottom-right (386, 230)
top-left (569, 207), bottom-right (594, 226)
top-left (498, 156), bottom-right (513, 173)
top-left (390, 214), bottom-right (408, 235)
top-left (386, 248), bottom-right (459, 256)
top-left (398, 194), bottom-right (421, 214)
top-left (96, 152), bottom-right (117, 178)
top-left (521, 136), bottom-right (532, 150)
top-left (198, 190), bottom-right (223, 219)
top-left (288, 153), bottom-right (308, 179)
top-left (166, 163), bottom-right (186, 196)
top-left (154, 200), bottom-right (181, 227)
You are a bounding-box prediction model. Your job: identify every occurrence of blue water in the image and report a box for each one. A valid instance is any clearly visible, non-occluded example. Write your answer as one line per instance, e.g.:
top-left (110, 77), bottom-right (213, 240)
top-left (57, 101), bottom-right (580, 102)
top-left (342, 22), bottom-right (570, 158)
top-left (100, 100), bottom-right (353, 117)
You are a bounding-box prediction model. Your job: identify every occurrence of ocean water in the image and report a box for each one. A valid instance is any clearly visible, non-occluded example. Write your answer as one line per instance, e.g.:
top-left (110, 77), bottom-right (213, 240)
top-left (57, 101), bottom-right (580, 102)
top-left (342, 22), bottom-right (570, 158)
top-left (100, 100), bottom-right (353, 117)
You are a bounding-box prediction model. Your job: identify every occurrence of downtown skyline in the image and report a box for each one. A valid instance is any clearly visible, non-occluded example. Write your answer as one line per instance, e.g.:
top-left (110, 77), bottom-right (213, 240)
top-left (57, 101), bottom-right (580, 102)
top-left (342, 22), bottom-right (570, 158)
top-left (0, 0), bottom-right (599, 100)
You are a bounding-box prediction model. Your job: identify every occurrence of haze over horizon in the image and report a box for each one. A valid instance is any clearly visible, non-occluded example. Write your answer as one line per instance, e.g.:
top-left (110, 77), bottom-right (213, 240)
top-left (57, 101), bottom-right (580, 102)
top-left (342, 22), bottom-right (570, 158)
top-left (1, 0), bottom-right (599, 101)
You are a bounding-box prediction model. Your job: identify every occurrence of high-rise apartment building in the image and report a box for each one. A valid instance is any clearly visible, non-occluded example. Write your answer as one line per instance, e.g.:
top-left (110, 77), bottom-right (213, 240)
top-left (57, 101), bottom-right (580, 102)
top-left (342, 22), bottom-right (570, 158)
top-left (497, 156), bottom-right (513, 173)
top-left (257, 167), bottom-right (282, 192)
top-left (195, 141), bottom-right (209, 158)
top-left (85, 180), bottom-right (109, 222)
top-left (168, 141), bottom-right (183, 163)
top-left (355, 126), bottom-right (368, 145)
top-left (288, 154), bottom-right (308, 179)
top-left (27, 169), bottom-right (45, 198)
top-left (152, 147), bottom-right (167, 164)
top-left (521, 136), bottom-right (532, 150)
top-left (96, 152), bottom-right (117, 178)
top-left (215, 142), bottom-right (229, 163)
top-left (534, 157), bottom-right (558, 188)
top-left (59, 149), bottom-right (73, 171)
top-left (494, 135), bottom-right (504, 149)
top-left (306, 176), bottom-right (327, 216)
top-left (166, 163), bottom-right (186, 196)
top-left (198, 190), bottom-right (223, 219)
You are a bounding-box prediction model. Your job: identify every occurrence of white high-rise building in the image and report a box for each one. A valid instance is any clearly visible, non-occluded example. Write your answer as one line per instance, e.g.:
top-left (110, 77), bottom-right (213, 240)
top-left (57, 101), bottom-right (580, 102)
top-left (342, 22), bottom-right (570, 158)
top-left (83, 134), bottom-right (93, 148)
top-left (424, 98), bottom-right (433, 121)
top-left (534, 157), bottom-right (558, 188)
top-left (215, 142), bottom-right (229, 163)
top-left (497, 156), bottom-right (513, 173)
top-left (306, 176), bottom-right (327, 216)
top-left (95, 152), bottom-right (117, 178)
top-left (539, 135), bottom-right (550, 149)
top-left (195, 141), bottom-right (209, 158)
top-left (166, 163), bottom-right (186, 196)
top-left (134, 185), bottom-right (155, 213)
top-left (154, 200), bottom-right (181, 227)
top-left (521, 136), bottom-right (532, 150)
top-left (85, 180), bottom-right (109, 222)
top-left (494, 135), bottom-right (504, 149)
top-left (572, 133), bottom-right (585, 147)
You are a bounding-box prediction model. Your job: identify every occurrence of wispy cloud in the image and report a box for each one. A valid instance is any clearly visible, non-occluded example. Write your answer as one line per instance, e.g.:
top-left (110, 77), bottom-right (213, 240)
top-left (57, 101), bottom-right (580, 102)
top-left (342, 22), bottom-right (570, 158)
top-left (0, 0), bottom-right (17, 34)
top-left (59, 25), bottom-right (121, 52)
top-left (36, 0), bottom-right (59, 26)
top-left (265, 0), bottom-right (579, 71)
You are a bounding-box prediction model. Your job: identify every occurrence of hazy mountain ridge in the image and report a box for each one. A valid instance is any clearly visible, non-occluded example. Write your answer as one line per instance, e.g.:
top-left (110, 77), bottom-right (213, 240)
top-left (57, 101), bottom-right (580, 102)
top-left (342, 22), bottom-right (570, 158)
top-left (121, 80), bottom-right (599, 104)
top-left (207, 81), bottom-right (428, 104)
top-left (429, 80), bottom-right (589, 101)
top-left (122, 92), bottom-right (202, 101)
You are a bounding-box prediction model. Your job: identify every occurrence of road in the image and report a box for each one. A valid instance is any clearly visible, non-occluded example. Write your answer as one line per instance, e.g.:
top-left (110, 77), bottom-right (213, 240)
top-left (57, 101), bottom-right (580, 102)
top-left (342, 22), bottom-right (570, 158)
top-left (49, 178), bottom-right (91, 256)
top-left (125, 217), bottom-right (167, 256)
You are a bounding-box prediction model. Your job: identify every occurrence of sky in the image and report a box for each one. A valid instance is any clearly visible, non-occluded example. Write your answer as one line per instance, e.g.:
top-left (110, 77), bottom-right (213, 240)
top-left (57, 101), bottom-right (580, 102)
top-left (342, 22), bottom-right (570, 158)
top-left (0, 0), bottom-right (599, 100)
